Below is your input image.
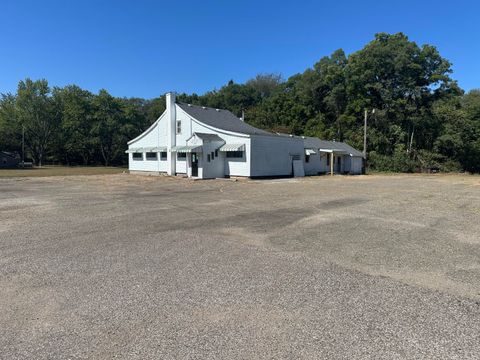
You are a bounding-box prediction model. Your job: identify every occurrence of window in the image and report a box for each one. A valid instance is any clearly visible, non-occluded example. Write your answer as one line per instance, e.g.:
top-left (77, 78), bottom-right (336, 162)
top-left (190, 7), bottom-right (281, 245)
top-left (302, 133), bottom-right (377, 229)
top-left (132, 153), bottom-right (143, 160)
top-left (176, 120), bottom-right (181, 134)
top-left (177, 153), bottom-right (186, 160)
top-left (211, 151), bottom-right (215, 159)
top-left (327, 155), bottom-right (330, 166)
top-left (146, 152), bottom-right (157, 160)
top-left (305, 154), bottom-right (310, 163)
top-left (207, 154), bottom-right (211, 162)
top-left (337, 157), bottom-right (341, 165)
top-left (292, 154), bottom-right (301, 161)
top-left (160, 152), bottom-right (167, 160)
top-left (215, 149), bottom-right (218, 157)
top-left (226, 151), bottom-right (243, 158)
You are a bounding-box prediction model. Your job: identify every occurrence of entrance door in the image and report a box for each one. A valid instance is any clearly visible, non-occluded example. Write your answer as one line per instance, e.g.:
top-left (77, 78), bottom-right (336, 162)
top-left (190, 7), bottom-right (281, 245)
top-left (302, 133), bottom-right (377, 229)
top-left (191, 153), bottom-right (198, 177)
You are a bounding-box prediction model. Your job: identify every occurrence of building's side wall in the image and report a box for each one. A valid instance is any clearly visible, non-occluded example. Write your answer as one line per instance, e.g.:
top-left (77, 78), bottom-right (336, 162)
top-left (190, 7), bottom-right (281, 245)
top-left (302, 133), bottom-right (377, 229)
top-left (319, 154), bottom-right (328, 173)
top-left (343, 156), bottom-right (352, 173)
top-left (127, 112), bottom-right (170, 173)
top-left (250, 136), bottom-right (304, 177)
top-left (304, 153), bottom-right (322, 175)
top-left (350, 157), bottom-right (363, 174)
top-left (201, 141), bottom-right (225, 179)
top-left (173, 107), bottom-right (193, 174)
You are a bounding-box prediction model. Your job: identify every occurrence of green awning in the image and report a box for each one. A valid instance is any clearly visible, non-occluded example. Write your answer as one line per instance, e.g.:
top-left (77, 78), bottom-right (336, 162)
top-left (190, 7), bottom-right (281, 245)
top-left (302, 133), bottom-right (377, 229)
top-left (171, 145), bottom-right (202, 153)
top-left (219, 143), bottom-right (245, 152)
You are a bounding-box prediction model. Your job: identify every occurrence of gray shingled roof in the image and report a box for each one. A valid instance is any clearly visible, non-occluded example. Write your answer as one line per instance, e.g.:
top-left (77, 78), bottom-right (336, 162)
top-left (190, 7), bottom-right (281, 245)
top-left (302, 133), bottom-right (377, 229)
top-left (193, 132), bottom-right (225, 142)
top-left (303, 136), bottom-right (364, 157)
top-left (276, 134), bottom-right (363, 157)
top-left (177, 103), bottom-right (274, 136)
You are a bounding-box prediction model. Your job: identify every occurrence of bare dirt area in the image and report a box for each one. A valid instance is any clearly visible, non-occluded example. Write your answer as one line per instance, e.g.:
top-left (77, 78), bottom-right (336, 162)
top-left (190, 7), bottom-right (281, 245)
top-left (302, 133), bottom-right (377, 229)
top-left (1, 173), bottom-right (479, 359)
top-left (0, 166), bottom-right (125, 178)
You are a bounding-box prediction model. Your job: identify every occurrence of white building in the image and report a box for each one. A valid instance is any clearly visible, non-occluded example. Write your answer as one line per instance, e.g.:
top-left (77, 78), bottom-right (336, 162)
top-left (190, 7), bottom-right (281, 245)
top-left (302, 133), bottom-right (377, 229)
top-left (126, 92), bottom-right (363, 178)
top-left (126, 92), bottom-right (305, 178)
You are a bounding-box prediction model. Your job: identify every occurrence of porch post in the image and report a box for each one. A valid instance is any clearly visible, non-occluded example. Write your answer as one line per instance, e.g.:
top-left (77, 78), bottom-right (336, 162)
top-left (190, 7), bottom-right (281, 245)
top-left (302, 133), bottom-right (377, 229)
top-left (330, 152), bottom-right (334, 176)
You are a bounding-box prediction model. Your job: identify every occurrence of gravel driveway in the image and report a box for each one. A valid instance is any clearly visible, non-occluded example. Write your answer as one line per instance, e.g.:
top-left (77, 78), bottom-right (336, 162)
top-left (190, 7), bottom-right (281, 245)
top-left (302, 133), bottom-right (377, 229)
top-left (1, 173), bottom-right (479, 359)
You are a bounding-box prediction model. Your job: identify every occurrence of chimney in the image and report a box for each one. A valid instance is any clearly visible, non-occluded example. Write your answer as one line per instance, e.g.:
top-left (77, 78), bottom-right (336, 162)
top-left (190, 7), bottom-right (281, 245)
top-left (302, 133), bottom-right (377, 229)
top-left (240, 109), bottom-right (245, 122)
top-left (166, 92), bottom-right (176, 175)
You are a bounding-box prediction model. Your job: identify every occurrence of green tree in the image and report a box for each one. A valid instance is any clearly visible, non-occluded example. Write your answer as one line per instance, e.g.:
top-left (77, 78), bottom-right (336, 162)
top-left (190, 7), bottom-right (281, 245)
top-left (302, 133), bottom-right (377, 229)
top-left (52, 85), bottom-right (95, 165)
top-left (91, 90), bottom-right (124, 166)
top-left (15, 79), bottom-right (59, 166)
top-left (0, 94), bottom-right (20, 153)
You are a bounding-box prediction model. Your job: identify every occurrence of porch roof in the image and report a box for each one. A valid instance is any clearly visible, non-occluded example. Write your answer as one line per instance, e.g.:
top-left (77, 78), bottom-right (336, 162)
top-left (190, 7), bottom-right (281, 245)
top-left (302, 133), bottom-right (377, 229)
top-left (319, 148), bottom-right (349, 155)
top-left (171, 145), bottom-right (203, 153)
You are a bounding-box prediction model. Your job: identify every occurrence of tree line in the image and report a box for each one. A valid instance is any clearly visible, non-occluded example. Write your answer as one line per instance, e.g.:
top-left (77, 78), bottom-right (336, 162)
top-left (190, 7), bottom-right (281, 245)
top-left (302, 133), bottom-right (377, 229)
top-left (1, 32), bottom-right (479, 172)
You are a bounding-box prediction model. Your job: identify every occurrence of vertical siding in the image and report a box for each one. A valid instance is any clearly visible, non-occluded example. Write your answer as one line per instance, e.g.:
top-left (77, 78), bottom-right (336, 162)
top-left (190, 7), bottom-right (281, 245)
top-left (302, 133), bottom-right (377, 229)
top-left (250, 136), bottom-right (304, 177)
top-left (304, 153), bottom-right (322, 175)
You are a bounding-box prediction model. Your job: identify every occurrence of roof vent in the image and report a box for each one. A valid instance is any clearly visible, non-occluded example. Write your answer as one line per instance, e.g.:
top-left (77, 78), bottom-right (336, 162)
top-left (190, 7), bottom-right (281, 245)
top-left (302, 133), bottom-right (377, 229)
top-left (216, 109), bottom-right (220, 112)
top-left (187, 103), bottom-right (192, 107)
top-left (202, 106), bottom-right (206, 110)
top-left (289, 134), bottom-right (293, 138)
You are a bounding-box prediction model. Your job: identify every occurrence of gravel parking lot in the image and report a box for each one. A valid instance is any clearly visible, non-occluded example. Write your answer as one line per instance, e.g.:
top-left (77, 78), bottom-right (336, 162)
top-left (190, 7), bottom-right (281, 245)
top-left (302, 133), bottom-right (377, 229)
top-left (1, 173), bottom-right (479, 359)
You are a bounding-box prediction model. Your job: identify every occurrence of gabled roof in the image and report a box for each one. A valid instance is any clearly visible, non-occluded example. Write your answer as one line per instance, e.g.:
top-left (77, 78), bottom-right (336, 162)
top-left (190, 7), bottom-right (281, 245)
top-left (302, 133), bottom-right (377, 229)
top-left (177, 103), bottom-right (274, 136)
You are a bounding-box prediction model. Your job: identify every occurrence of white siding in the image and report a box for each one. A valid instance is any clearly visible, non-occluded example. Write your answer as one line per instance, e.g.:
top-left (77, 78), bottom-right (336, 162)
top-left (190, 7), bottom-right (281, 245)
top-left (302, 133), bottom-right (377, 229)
top-left (127, 111), bottom-right (168, 173)
top-left (187, 111), bottom-right (251, 177)
top-left (250, 135), bottom-right (304, 177)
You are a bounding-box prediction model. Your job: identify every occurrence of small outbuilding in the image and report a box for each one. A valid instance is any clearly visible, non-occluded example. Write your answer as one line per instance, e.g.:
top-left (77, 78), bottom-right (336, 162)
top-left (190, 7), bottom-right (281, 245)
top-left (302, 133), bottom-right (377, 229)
top-left (0, 151), bottom-right (20, 168)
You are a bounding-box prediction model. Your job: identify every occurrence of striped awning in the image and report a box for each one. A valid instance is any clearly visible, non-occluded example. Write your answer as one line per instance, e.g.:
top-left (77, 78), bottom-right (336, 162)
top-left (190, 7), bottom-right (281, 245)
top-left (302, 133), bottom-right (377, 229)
top-left (125, 148), bottom-right (142, 153)
top-left (305, 148), bottom-right (317, 155)
top-left (219, 143), bottom-right (245, 152)
top-left (152, 146), bottom-right (167, 152)
top-left (125, 146), bottom-right (167, 153)
top-left (142, 147), bottom-right (157, 152)
top-left (171, 145), bottom-right (202, 153)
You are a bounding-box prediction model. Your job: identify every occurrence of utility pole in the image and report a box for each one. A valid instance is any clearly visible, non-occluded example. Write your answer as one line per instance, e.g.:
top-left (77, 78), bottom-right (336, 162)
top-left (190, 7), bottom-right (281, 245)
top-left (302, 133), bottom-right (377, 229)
top-left (363, 109), bottom-right (375, 159)
top-left (22, 125), bottom-right (25, 167)
top-left (363, 109), bottom-right (368, 160)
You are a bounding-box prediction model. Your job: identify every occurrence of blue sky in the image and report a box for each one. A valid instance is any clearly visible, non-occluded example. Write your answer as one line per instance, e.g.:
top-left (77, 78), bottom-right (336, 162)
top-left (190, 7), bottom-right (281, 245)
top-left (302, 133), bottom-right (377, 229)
top-left (1, 0), bottom-right (478, 98)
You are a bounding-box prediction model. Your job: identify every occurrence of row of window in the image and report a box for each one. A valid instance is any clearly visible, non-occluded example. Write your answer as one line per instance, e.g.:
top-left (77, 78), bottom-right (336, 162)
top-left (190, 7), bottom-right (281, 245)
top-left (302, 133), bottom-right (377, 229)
top-left (133, 152), bottom-right (167, 161)
top-left (132, 151), bottom-right (243, 161)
